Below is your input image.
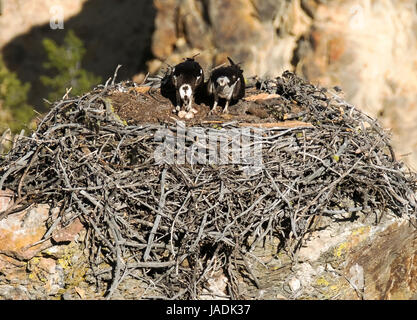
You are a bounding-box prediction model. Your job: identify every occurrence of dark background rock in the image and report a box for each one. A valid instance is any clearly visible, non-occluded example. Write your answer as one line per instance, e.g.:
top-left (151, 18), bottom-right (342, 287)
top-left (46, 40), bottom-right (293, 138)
top-left (1, 0), bottom-right (155, 111)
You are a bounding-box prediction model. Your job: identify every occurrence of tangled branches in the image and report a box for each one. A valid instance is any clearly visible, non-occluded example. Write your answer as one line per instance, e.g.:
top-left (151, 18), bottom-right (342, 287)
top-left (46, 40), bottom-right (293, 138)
top-left (0, 72), bottom-right (416, 299)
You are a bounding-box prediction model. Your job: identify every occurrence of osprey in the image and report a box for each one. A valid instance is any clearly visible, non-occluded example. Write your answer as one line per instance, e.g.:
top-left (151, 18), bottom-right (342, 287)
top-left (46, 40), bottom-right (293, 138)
top-left (208, 57), bottom-right (245, 113)
top-left (171, 57), bottom-right (204, 112)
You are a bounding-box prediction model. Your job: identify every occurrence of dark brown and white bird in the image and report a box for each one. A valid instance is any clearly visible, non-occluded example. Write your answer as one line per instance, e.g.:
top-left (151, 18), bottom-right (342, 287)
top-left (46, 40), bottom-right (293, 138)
top-left (208, 57), bottom-right (245, 113)
top-left (171, 57), bottom-right (204, 113)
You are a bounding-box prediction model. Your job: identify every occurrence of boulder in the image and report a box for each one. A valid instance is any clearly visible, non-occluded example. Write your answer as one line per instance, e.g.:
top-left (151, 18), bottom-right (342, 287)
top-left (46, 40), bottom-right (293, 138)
top-left (239, 215), bottom-right (417, 300)
top-left (0, 203), bottom-right (51, 260)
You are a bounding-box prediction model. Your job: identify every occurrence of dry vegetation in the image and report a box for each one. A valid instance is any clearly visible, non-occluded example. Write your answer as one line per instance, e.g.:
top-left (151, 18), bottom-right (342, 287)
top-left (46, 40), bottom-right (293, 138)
top-left (0, 71), bottom-right (416, 299)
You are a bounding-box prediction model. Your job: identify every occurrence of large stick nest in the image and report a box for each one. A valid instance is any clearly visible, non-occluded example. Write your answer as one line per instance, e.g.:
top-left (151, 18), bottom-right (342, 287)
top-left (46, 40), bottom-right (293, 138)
top-left (0, 71), bottom-right (416, 299)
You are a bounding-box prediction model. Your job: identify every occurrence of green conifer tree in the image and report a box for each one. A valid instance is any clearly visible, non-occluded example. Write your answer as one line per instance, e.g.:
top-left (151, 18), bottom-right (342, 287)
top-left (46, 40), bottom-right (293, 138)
top-left (40, 29), bottom-right (101, 102)
top-left (0, 55), bottom-right (34, 133)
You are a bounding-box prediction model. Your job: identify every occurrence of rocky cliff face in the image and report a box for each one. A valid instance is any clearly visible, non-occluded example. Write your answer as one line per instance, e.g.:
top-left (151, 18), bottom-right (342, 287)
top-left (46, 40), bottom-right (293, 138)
top-left (150, 0), bottom-right (311, 75)
top-left (298, 0), bottom-right (417, 171)
top-left (0, 0), bottom-right (155, 109)
top-left (0, 0), bottom-right (86, 45)
top-left (148, 0), bottom-right (417, 170)
top-left (1, 197), bottom-right (416, 300)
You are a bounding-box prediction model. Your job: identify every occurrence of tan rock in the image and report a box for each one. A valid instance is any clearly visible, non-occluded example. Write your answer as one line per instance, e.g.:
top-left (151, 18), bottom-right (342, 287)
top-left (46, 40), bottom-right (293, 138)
top-left (0, 0), bottom-right (86, 46)
top-left (0, 254), bottom-right (26, 280)
top-left (344, 219), bottom-right (417, 300)
top-left (0, 285), bottom-right (30, 300)
top-left (298, 0), bottom-right (417, 170)
top-left (27, 256), bottom-right (64, 296)
top-left (241, 214), bottom-right (417, 300)
top-left (0, 204), bottom-right (51, 260)
top-left (52, 218), bottom-right (84, 243)
top-left (288, 277), bottom-right (301, 292)
top-left (0, 189), bottom-right (14, 213)
top-left (178, 0), bottom-right (213, 51)
top-left (148, 0), bottom-right (311, 77)
top-left (151, 0), bottom-right (179, 59)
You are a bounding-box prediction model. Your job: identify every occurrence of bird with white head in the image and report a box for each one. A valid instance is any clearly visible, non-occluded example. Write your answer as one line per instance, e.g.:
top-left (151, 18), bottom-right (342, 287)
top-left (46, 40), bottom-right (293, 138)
top-left (171, 57), bottom-right (204, 113)
top-left (208, 57), bottom-right (245, 114)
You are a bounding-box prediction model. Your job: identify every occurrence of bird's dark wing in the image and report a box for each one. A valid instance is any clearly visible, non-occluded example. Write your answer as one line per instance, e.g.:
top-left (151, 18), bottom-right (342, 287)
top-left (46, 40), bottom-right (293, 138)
top-left (207, 78), bottom-right (215, 95)
top-left (195, 68), bottom-right (204, 87)
top-left (232, 74), bottom-right (246, 100)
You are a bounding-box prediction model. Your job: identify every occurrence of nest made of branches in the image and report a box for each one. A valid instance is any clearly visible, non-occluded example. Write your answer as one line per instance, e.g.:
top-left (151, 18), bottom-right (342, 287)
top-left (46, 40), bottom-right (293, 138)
top-left (0, 71), bottom-right (416, 299)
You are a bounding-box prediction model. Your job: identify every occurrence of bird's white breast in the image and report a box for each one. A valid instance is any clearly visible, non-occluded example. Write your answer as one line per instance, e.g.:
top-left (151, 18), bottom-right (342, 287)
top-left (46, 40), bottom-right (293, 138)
top-left (216, 77), bottom-right (237, 99)
top-left (179, 84), bottom-right (192, 101)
